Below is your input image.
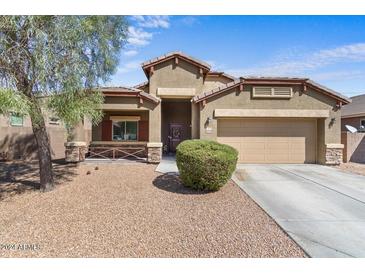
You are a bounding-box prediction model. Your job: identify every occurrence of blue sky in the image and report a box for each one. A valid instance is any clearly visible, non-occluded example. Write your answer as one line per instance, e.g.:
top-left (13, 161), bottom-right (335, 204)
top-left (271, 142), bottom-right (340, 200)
top-left (108, 16), bottom-right (365, 97)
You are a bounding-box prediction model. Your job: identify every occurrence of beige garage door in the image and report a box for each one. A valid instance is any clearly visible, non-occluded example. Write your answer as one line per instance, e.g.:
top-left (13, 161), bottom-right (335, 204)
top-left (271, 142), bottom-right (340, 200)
top-left (217, 118), bottom-right (317, 163)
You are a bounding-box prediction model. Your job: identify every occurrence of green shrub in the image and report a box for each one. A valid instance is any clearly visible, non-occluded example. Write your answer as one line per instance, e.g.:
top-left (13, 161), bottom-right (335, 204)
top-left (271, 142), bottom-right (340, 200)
top-left (176, 140), bottom-right (238, 191)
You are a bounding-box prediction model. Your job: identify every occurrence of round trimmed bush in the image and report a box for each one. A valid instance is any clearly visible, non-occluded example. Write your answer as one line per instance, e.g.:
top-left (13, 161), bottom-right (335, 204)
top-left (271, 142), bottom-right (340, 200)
top-left (176, 140), bottom-right (238, 191)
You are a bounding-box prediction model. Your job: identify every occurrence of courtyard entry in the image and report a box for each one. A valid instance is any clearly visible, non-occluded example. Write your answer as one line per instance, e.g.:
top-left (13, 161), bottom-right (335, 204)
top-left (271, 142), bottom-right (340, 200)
top-left (161, 99), bottom-right (192, 153)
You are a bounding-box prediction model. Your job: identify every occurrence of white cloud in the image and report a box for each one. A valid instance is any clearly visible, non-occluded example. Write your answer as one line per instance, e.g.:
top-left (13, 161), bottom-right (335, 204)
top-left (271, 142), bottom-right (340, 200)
top-left (314, 43), bottom-right (365, 62)
top-left (131, 16), bottom-right (170, 29)
top-left (204, 60), bottom-right (225, 71)
top-left (311, 70), bottom-right (365, 82)
top-left (179, 16), bottom-right (199, 27)
top-left (117, 60), bottom-right (142, 74)
top-left (226, 42), bottom-right (365, 78)
top-left (127, 26), bottom-right (153, 47)
top-left (123, 50), bottom-right (138, 57)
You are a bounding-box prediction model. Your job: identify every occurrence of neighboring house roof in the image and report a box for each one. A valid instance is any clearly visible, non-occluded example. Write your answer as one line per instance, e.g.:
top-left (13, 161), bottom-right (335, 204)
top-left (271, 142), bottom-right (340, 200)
top-left (192, 77), bottom-right (351, 104)
top-left (141, 51), bottom-right (211, 77)
top-left (133, 81), bottom-right (149, 89)
top-left (342, 94), bottom-right (365, 118)
top-left (100, 86), bottom-right (160, 104)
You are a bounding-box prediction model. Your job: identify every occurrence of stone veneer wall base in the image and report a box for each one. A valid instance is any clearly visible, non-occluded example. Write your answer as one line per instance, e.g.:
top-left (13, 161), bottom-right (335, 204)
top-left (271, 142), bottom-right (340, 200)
top-left (65, 142), bottom-right (87, 163)
top-left (147, 142), bottom-right (162, 163)
top-left (325, 144), bottom-right (344, 165)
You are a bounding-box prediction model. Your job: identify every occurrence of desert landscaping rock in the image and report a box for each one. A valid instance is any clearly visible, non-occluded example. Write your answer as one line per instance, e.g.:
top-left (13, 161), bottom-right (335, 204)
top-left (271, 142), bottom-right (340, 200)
top-left (0, 162), bottom-right (305, 257)
top-left (336, 162), bottom-right (365, 176)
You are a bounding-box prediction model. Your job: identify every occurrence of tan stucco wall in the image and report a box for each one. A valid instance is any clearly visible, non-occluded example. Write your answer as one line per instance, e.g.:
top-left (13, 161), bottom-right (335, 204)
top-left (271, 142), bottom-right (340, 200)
top-left (146, 59), bottom-right (233, 142)
top-left (102, 95), bottom-right (158, 142)
top-left (0, 114), bottom-right (67, 160)
top-left (191, 102), bottom-right (200, 139)
top-left (198, 85), bottom-right (341, 164)
top-left (148, 58), bottom-right (205, 96)
top-left (147, 58), bottom-right (205, 142)
top-left (103, 96), bottom-right (157, 111)
top-left (202, 75), bottom-right (233, 92)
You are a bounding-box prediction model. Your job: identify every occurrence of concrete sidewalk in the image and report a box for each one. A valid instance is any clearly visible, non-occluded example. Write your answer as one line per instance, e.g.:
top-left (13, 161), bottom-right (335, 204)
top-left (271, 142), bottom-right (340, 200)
top-left (155, 156), bottom-right (178, 174)
top-left (232, 164), bottom-right (365, 258)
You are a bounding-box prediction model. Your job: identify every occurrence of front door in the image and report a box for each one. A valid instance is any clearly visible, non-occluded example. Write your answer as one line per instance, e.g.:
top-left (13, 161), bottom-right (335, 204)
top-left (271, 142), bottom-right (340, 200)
top-left (168, 123), bottom-right (184, 153)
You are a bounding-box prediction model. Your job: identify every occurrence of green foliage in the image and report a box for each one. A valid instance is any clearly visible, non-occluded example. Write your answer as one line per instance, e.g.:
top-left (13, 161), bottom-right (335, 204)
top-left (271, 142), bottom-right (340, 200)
top-left (47, 89), bottom-right (104, 127)
top-left (176, 140), bottom-right (238, 191)
top-left (0, 88), bottom-right (30, 115)
top-left (0, 16), bottom-right (128, 126)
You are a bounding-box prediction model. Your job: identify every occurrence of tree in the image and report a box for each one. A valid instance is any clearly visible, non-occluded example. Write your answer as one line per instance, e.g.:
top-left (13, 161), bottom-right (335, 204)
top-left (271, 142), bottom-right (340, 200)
top-left (0, 16), bottom-right (128, 191)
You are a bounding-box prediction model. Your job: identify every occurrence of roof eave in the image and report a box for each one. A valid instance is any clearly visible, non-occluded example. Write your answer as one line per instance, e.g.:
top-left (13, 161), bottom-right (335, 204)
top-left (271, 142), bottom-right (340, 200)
top-left (342, 113), bottom-right (365, 118)
top-left (100, 88), bottom-right (160, 104)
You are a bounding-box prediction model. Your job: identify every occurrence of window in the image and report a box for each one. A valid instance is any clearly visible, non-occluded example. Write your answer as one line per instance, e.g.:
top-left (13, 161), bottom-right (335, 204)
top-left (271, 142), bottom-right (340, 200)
top-left (360, 119), bottom-right (365, 130)
top-left (112, 121), bottom-right (138, 141)
top-left (10, 113), bottom-right (23, 126)
top-left (49, 117), bottom-right (60, 125)
top-left (252, 87), bottom-right (293, 98)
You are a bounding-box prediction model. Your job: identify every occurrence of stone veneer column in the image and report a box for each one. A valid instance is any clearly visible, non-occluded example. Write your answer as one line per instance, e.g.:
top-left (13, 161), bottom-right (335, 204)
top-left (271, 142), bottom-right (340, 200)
top-left (64, 121), bottom-right (87, 163)
top-left (65, 141), bottom-right (87, 163)
top-left (147, 142), bottom-right (162, 163)
top-left (325, 143), bottom-right (344, 165)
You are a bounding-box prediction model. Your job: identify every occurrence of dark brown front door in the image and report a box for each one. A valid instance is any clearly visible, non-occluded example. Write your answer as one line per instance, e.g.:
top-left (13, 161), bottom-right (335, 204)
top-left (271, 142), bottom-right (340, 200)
top-left (168, 123), bottom-right (184, 152)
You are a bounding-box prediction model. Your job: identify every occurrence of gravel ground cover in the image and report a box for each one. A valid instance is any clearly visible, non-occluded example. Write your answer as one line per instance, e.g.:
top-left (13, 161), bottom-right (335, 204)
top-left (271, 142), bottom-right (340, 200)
top-left (336, 162), bottom-right (365, 176)
top-left (0, 161), bottom-right (305, 258)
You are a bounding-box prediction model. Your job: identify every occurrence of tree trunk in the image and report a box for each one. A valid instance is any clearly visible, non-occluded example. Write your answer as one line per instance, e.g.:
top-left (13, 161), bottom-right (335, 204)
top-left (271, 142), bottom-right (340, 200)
top-left (13, 46), bottom-right (55, 191)
top-left (30, 102), bottom-right (55, 192)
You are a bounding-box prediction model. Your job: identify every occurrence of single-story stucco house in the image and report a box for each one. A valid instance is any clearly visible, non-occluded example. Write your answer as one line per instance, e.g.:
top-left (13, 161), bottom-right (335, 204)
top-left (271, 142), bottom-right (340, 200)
top-left (1, 51), bottom-right (351, 164)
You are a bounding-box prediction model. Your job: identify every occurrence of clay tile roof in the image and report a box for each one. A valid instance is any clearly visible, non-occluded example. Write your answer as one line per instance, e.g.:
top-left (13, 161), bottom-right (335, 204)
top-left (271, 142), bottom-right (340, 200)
top-left (305, 80), bottom-right (351, 103)
top-left (99, 86), bottom-right (160, 104)
top-left (141, 51), bottom-right (211, 71)
top-left (100, 86), bottom-right (142, 93)
top-left (207, 71), bottom-right (238, 81)
top-left (192, 79), bottom-right (242, 103)
top-left (242, 76), bottom-right (309, 81)
top-left (341, 94), bottom-right (365, 117)
top-left (133, 81), bottom-right (149, 90)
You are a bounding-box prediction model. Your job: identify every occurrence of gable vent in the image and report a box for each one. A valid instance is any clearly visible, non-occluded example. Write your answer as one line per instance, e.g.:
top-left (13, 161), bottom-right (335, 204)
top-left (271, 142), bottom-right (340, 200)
top-left (253, 87), bottom-right (293, 98)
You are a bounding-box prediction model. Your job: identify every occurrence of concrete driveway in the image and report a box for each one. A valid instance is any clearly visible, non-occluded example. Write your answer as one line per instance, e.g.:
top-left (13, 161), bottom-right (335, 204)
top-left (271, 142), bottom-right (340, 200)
top-left (232, 164), bottom-right (365, 258)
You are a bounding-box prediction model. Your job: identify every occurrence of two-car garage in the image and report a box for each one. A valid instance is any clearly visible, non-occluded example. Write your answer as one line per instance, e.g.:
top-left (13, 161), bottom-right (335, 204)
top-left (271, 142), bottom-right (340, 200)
top-left (193, 78), bottom-right (350, 166)
top-left (217, 118), bottom-right (317, 164)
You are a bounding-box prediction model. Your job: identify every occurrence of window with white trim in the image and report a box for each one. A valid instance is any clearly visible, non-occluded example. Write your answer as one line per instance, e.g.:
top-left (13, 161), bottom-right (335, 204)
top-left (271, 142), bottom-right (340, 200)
top-left (49, 117), bottom-right (60, 125)
top-left (10, 113), bottom-right (24, 126)
top-left (111, 116), bottom-right (139, 141)
top-left (252, 86), bottom-right (293, 98)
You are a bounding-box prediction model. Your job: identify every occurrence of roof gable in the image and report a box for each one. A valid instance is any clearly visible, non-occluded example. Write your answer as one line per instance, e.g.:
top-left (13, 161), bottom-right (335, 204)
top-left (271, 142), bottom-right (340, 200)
top-left (192, 77), bottom-right (351, 104)
top-left (141, 51), bottom-right (211, 78)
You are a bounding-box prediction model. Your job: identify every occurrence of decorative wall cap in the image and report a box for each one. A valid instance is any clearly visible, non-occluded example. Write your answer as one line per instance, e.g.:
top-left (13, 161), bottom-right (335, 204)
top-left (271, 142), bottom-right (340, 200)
top-left (326, 143), bottom-right (344, 149)
top-left (65, 141), bottom-right (87, 147)
top-left (147, 142), bottom-right (163, 148)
